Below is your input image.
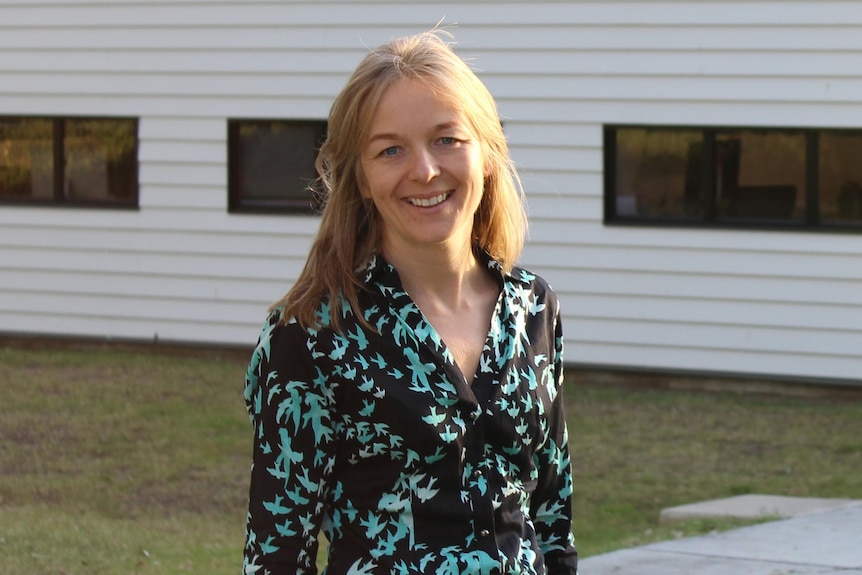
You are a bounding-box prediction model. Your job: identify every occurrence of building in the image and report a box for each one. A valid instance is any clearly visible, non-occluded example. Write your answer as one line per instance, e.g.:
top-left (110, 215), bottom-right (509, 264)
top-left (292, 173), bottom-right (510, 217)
top-left (1, 1), bottom-right (860, 384)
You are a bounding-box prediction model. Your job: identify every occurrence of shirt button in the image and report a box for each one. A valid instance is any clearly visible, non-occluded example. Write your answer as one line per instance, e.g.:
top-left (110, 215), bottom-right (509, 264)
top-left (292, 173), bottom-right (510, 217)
top-left (473, 470), bottom-right (483, 478)
top-left (479, 529), bottom-right (490, 537)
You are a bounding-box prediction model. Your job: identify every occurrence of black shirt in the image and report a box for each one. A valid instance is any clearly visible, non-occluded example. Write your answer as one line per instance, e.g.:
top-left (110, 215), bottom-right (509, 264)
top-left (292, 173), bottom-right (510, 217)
top-left (243, 252), bottom-right (578, 575)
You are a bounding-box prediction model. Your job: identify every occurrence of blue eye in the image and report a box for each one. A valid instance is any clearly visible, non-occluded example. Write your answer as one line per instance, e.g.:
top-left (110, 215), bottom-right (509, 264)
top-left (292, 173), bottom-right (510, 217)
top-left (381, 146), bottom-right (399, 157)
top-left (439, 137), bottom-right (456, 145)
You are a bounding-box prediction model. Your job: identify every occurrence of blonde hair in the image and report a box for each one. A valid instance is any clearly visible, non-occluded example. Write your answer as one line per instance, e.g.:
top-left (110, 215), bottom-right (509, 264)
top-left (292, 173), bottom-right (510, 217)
top-left (273, 29), bottom-right (527, 331)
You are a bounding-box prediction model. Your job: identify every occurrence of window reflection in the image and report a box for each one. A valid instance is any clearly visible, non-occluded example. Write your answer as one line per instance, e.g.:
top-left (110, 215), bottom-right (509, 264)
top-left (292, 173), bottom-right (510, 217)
top-left (607, 125), bottom-right (862, 230)
top-left (714, 130), bottom-right (805, 222)
top-left (819, 131), bottom-right (862, 224)
top-left (65, 119), bottom-right (137, 203)
top-left (229, 119), bottom-right (326, 213)
top-left (0, 118), bottom-right (53, 200)
top-left (0, 116), bottom-right (137, 206)
top-left (615, 128), bottom-right (703, 219)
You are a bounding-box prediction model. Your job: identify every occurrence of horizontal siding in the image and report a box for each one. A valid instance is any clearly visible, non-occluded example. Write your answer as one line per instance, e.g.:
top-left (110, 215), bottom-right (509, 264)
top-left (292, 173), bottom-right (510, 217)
top-left (571, 318), bottom-right (862, 358)
top-left (1, 1), bottom-right (861, 382)
top-left (6, 47), bottom-right (862, 81)
top-left (0, 224), bottom-right (315, 260)
top-left (551, 268), bottom-right (862, 307)
top-left (5, 24), bottom-right (862, 52)
top-left (141, 185), bottom-right (228, 210)
top-left (0, 246), bottom-right (300, 284)
top-left (0, 268), bottom-right (287, 305)
top-left (3, 2), bottom-right (862, 28)
top-left (0, 205), bottom-right (322, 235)
top-left (568, 295), bottom-right (862, 337)
top-left (6, 95), bottom-right (862, 131)
top-left (6, 73), bottom-right (862, 109)
top-left (0, 308), bottom-right (262, 346)
top-left (528, 223), bottom-right (862, 258)
top-left (571, 340), bottom-right (862, 383)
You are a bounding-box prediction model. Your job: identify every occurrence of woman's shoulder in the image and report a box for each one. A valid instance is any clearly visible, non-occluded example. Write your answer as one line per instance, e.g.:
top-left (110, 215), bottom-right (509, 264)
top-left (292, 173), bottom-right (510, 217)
top-left (244, 306), bottom-right (343, 419)
top-left (247, 308), bottom-right (299, 379)
top-left (480, 248), bottom-right (556, 300)
top-left (252, 303), bottom-right (333, 354)
top-left (250, 297), bottom-right (364, 368)
top-left (245, 305), bottom-right (330, 382)
top-left (506, 264), bottom-right (559, 304)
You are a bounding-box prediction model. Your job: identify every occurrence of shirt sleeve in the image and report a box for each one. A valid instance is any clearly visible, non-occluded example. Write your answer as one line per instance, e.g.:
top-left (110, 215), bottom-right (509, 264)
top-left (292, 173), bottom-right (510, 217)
top-left (530, 305), bottom-right (579, 575)
top-left (243, 312), bottom-right (337, 575)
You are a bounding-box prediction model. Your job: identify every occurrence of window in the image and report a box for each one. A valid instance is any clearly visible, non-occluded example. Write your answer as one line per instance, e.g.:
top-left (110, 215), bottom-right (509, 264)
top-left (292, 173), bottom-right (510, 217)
top-left (228, 119), bottom-right (327, 214)
top-left (819, 131), bottom-right (862, 224)
top-left (604, 125), bottom-right (862, 230)
top-left (0, 117), bottom-right (138, 207)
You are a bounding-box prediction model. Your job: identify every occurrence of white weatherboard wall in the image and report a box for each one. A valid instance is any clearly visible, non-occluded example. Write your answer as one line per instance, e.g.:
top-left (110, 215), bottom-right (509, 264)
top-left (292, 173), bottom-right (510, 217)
top-left (0, 1), bottom-right (860, 383)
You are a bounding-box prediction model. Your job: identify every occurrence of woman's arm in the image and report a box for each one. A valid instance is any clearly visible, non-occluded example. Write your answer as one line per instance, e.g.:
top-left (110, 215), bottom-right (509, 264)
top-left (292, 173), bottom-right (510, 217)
top-left (243, 312), bottom-right (338, 575)
top-left (529, 308), bottom-right (579, 575)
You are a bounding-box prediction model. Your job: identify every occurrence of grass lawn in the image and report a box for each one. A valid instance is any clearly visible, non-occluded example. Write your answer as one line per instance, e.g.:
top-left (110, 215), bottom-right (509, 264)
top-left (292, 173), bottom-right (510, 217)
top-left (1, 341), bottom-right (860, 574)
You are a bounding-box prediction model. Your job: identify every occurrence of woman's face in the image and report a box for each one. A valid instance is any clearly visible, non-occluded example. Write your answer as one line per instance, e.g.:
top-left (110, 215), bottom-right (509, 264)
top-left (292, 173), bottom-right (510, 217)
top-left (359, 78), bottom-right (486, 260)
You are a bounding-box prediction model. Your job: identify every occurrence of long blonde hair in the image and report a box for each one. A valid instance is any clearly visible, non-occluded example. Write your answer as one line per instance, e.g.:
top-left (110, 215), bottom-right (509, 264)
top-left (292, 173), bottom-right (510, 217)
top-left (273, 29), bottom-right (527, 331)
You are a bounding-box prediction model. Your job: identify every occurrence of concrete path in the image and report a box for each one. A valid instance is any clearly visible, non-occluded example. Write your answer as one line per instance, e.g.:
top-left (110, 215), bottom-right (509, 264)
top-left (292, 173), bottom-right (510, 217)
top-left (658, 494), bottom-right (860, 524)
top-left (580, 497), bottom-right (862, 574)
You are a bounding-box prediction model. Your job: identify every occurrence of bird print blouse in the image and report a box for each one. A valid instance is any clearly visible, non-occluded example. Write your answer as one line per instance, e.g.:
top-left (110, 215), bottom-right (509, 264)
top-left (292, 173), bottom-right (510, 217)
top-left (243, 251), bottom-right (578, 575)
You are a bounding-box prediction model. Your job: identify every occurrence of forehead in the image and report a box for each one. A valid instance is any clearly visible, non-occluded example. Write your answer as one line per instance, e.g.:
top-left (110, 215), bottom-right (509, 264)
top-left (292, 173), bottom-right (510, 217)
top-left (368, 78), bottom-right (467, 130)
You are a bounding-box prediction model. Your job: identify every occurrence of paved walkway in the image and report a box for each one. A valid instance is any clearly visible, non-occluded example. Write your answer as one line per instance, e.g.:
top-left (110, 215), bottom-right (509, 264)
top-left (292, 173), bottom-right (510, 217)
top-left (580, 497), bottom-right (862, 574)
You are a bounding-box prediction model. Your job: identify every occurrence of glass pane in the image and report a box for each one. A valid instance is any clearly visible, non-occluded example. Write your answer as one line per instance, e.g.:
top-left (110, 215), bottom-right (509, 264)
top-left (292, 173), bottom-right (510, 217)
top-left (819, 131), bottom-right (862, 224)
top-left (64, 118), bottom-right (137, 204)
top-left (614, 128), bottom-right (704, 219)
top-left (714, 130), bottom-right (805, 222)
top-left (234, 121), bottom-right (322, 208)
top-left (0, 118), bottom-right (54, 200)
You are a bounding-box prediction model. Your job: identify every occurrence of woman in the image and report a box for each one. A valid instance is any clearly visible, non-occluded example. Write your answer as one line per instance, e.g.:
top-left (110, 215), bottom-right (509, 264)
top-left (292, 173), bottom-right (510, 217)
top-left (243, 29), bottom-right (578, 575)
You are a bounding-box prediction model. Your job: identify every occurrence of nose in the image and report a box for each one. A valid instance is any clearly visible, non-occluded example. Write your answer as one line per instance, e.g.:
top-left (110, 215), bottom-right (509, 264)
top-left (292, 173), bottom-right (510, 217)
top-left (408, 146), bottom-right (440, 183)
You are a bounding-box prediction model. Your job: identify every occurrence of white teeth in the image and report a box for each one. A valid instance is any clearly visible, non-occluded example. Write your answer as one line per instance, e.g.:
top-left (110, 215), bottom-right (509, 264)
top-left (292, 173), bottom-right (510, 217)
top-left (408, 192), bottom-right (450, 207)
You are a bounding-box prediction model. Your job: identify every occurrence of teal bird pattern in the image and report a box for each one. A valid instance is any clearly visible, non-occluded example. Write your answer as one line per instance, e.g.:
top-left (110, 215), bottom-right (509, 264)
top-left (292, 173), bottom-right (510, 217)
top-left (243, 251), bottom-right (578, 575)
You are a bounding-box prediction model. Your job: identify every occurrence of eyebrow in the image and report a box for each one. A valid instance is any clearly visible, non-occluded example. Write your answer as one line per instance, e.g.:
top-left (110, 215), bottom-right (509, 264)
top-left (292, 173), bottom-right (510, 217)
top-left (366, 121), bottom-right (463, 145)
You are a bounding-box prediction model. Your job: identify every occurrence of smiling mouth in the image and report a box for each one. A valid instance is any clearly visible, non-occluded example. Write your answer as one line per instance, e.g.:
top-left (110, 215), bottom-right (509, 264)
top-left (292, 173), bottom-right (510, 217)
top-left (406, 192), bottom-right (451, 208)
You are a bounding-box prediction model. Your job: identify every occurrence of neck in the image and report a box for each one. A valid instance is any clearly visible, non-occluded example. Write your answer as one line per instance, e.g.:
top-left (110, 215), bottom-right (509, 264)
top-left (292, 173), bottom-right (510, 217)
top-left (382, 241), bottom-right (485, 310)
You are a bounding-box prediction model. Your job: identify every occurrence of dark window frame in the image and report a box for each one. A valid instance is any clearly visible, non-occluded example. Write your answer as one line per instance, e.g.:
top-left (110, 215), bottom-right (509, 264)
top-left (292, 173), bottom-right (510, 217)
top-left (227, 118), bottom-right (327, 215)
top-left (604, 124), bottom-right (862, 233)
top-left (0, 115), bottom-right (139, 210)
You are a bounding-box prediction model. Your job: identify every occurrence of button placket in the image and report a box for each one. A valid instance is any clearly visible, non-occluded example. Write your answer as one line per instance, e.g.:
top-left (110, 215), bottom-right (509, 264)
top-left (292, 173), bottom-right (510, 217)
top-left (465, 414), bottom-right (496, 553)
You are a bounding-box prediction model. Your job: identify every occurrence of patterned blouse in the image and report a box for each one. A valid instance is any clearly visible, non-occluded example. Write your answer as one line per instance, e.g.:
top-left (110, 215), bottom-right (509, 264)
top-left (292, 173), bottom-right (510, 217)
top-left (243, 251), bottom-right (578, 575)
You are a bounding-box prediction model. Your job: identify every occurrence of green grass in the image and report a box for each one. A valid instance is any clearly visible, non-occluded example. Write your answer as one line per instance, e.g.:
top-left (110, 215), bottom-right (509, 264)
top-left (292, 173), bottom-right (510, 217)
top-left (569, 378), bottom-right (862, 555)
top-left (1, 342), bottom-right (861, 573)
top-left (0, 344), bottom-right (249, 575)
